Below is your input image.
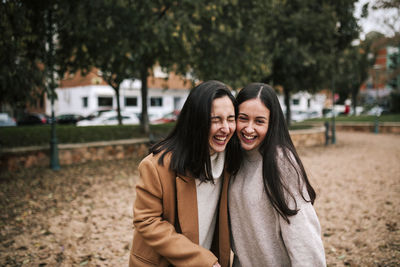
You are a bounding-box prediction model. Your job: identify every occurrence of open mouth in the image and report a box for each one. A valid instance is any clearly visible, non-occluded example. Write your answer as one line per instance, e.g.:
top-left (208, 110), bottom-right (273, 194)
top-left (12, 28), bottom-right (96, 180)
top-left (241, 132), bottom-right (257, 142)
top-left (214, 135), bottom-right (227, 145)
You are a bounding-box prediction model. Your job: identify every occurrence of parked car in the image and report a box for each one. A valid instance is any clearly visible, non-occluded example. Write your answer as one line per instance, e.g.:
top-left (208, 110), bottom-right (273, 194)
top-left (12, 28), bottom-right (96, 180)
top-left (17, 113), bottom-right (49, 126)
top-left (366, 106), bottom-right (384, 116)
top-left (77, 111), bottom-right (139, 126)
top-left (151, 110), bottom-right (180, 124)
top-left (291, 111), bottom-right (309, 122)
top-left (84, 108), bottom-right (113, 120)
top-left (0, 113), bottom-right (17, 127)
top-left (56, 114), bottom-right (84, 125)
top-left (135, 111), bottom-right (165, 123)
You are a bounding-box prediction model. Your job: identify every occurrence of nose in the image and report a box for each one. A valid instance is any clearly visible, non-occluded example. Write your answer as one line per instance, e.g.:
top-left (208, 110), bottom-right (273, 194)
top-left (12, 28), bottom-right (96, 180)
top-left (243, 122), bottom-right (254, 134)
top-left (220, 120), bottom-right (229, 133)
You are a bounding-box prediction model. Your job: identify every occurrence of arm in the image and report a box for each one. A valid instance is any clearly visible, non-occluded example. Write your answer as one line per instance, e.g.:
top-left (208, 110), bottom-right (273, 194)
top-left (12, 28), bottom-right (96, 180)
top-left (133, 158), bottom-right (218, 267)
top-left (279, 202), bottom-right (326, 267)
top-left (278, 153), bottom-right (326, 267)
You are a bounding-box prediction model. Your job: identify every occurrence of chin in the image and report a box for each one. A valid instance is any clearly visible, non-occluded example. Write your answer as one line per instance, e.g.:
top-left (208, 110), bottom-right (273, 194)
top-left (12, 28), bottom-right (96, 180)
top-left (240, 143), bottom-right (257, 151)
top-left (212, 146), bottom-right (226, 153)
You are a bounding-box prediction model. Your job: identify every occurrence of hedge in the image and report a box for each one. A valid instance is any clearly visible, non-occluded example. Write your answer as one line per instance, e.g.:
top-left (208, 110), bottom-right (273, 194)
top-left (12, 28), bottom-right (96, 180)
top-left (0, 123), bottom-right (175, 148)
top-left (0, 123), bottom-right (314, 149)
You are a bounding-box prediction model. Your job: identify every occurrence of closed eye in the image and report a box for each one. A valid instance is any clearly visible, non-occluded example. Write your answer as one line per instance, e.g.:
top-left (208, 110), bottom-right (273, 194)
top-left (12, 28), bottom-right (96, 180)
top-left (228, 115), bottom-right (235, 122)
top-left (238, 115), bottom-right (248, 121)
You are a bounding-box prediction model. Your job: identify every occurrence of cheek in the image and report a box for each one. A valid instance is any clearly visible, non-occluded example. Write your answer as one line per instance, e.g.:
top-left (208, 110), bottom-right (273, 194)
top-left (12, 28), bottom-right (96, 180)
top-left (229, 122), bottom-right (236, 133)
top-left (208, 125), bottom-right (217, 139)
top-left (236, 121), bottom-right (245, 134)
top-left (258, 126), bottom-right (269, 141)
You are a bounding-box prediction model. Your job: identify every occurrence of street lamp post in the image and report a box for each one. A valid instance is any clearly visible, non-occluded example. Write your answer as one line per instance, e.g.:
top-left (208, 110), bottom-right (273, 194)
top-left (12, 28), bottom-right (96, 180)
top-left (331, 76), bottom-right (336, 144)
top-left (48, 7), bottom-right (60, 170)
top-left (373, 65), bottom-right (381, 134)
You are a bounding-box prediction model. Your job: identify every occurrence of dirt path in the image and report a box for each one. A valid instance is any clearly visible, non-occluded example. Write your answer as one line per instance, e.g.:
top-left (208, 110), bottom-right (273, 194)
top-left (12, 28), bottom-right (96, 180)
top-left (0, 132), bottom-right (399, 266)
top-left (298, 132), bottom-right (400, 266)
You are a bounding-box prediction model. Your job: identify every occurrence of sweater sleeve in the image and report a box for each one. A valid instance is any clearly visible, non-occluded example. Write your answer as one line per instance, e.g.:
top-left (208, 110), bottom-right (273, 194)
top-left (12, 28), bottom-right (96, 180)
top-left (278, 202), bottom-right (326, 267)
top-left (133, 157), bottom-right (218, 267)
top-left (277, 152), bottom-right (327, 267)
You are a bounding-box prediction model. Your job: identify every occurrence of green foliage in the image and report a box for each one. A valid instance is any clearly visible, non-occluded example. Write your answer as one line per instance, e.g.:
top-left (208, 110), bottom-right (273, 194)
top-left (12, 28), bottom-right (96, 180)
top-left (335, 36), bottom-right (379, 106)
top-left (0, 1), bottom-right (47, 106)
top-left (390, 91), bottom-right (400, 112)
top-left (1, 0), bottom-right (361, 128)
top-left (174, 0), bottom-right (272, 89)
top-left (387, 47), bottom-right (400, 90)
top-left (0, 123), bottom-right (176, 148)
top-left (245, 0), bottom-right (361, 125)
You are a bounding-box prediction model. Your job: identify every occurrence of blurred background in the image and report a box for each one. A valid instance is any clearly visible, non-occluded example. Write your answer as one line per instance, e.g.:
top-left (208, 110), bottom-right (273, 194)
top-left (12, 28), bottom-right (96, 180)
top-left (1, 0), bottom-right (399, 133)
top-left (0, 0), bottom-right (399, 266)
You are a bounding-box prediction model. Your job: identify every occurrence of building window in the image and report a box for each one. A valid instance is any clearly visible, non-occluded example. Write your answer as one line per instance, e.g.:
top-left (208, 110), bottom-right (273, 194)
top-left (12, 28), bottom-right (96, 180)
top-left (292, 99), bottom-right (299, 105)
top-left (98, 96), bottom-right (113, 107)
top-left (82, 97), bottom-right (88, 108)
top-left (150, 97), bottom-right (163, 107)
top-left (174, 97), bottom-right (181, 110)
top-left (307, 99), bottom-right (311, 108)
top-left (125, 97), bottom-right (138, 107)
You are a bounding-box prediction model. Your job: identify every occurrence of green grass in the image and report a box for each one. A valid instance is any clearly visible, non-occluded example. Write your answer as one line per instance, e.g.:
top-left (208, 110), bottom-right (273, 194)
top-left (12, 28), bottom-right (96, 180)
top-left (288, 125), bottom-right (313, 130)
top-left (302, 114), bottom-right (400, 123)
top-left (0, 123), bottom-right (176, 148)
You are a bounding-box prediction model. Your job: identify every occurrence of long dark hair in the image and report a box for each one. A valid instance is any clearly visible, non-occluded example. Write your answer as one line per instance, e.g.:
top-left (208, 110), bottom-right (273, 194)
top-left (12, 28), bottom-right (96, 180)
top-left (151, 80), bottom-right (241, 182)
top-left (236, 83), bottom-right (316, 223)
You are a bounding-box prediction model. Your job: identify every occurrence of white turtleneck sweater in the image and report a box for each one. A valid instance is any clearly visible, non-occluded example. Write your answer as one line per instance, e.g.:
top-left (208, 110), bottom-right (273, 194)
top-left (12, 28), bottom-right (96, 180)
top-left (229, 148), bottom-right (326, 267)
top-left (196, 151), bottom-right (225, 249)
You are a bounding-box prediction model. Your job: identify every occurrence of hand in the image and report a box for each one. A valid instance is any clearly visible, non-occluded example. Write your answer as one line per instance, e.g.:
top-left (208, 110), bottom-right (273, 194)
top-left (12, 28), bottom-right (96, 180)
top-left (212, 262), bottom-right (221, 267)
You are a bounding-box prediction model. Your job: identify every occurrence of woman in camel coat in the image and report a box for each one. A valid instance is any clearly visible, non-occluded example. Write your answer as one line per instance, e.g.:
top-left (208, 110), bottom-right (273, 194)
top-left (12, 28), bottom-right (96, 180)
top-left (129, 80), bottom-right (241, 267)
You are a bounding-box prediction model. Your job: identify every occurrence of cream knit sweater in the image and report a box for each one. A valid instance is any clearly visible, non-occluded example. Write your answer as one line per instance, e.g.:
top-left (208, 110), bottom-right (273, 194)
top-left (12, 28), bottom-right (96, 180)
top-left (196, 151), bottom-right (225, 249)
top-left (229, 149), bottom-right (326, 267)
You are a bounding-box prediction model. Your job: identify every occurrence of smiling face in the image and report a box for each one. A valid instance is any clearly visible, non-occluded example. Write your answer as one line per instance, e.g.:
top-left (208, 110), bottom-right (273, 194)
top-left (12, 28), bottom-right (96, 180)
top-left (208, 96), bottom-right (236, 155)
top-left (237, 98), bottom-right (270, 151)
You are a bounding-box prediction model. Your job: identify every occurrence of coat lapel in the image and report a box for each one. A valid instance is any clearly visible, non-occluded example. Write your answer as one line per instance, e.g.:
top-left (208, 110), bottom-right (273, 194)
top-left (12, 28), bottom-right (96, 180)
top-left (218, 170), bottom-right (231, 267)
top-left (176, 174), bottom-right (199, 244)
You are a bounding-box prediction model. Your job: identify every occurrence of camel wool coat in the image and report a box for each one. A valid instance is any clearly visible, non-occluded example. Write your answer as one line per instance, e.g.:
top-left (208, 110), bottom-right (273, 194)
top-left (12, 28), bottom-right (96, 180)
top-left (129, 152), bottom-right (231, 267)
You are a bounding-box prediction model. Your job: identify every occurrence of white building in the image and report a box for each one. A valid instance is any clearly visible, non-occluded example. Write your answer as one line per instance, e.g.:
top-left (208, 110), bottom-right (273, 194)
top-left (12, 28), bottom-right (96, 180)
top-left (278, 91), bottom-right (326, 115)
top-left (46, 68), bottom-right (191, 118)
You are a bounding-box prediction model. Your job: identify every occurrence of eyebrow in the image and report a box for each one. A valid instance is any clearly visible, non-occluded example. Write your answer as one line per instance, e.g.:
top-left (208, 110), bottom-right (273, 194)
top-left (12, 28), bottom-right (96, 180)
top-left (211, 114), bottom-right (235, 119)
top-left (238, 112), bottom-right (268, 120)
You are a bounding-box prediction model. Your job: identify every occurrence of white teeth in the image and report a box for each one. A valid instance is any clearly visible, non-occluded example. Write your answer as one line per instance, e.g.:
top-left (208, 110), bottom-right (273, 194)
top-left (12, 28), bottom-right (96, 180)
top-left (215, 136), bottom-right (226, 141)
top-left (243, 133), bottom-right (256, 140)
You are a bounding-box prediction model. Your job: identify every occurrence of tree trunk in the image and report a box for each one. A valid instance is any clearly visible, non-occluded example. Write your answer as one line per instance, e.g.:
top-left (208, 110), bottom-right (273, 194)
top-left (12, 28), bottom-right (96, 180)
top-left (114, 86), bottom-right (122, 125)
top-left (140, 66), bottom-right (150, 134)
top-left (284, 88), bottom-right (291, 127)
top-left (351, 87), bottom-right (359, 116)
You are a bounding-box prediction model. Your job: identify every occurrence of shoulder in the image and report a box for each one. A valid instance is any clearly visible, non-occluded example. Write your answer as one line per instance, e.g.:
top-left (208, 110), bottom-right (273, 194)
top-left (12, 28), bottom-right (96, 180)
top-left (276, 147), bottom-right (299, 176)
top-left (276, 147), bottom-right (309, 200)
top-left (139, 151), bottom-right (174, 178)
top-left (140, 150), bottom-right (172, 169)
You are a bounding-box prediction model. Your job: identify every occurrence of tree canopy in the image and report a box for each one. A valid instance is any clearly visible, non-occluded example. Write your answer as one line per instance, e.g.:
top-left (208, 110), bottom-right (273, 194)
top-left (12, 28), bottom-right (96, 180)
top-left (1, 0), bottom-right (362, 127)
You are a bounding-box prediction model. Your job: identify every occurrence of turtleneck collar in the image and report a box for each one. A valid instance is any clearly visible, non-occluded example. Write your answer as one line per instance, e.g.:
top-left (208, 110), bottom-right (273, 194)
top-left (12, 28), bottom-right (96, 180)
top-left (244, 148), bottom-right (262, 162)
top-left (210, 150), bottom-right (226, 179)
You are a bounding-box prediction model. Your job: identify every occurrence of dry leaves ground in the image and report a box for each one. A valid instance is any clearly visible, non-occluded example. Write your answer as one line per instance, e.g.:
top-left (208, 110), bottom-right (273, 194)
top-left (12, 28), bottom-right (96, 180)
top-left (0, 132), bottom-right (399, 266)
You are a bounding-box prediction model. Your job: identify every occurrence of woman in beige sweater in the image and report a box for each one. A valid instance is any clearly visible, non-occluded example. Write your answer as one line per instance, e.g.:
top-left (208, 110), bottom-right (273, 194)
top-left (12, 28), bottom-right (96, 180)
top-left (229, 83), bottom-right (326, 267)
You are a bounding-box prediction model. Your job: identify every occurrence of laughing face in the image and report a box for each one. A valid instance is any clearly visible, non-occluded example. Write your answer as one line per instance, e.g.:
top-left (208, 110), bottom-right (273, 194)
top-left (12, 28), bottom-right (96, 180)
top-left (208, 96), bottom-right (236, 155)
top-left (237, 98), bottom-right (270, 151)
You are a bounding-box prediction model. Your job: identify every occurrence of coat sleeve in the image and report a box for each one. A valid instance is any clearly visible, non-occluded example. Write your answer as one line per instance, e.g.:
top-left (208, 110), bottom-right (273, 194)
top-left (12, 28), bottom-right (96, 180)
top-left (133, 157), bottom-right (218, 267)
top-left (277, 152), bottom-right (327, 267)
